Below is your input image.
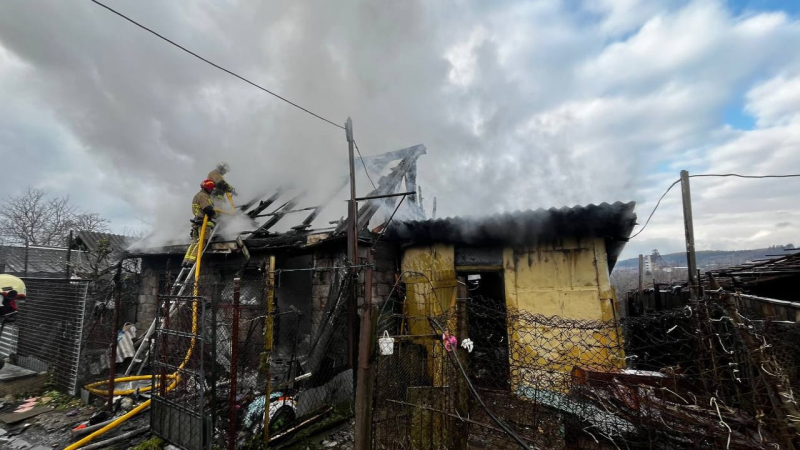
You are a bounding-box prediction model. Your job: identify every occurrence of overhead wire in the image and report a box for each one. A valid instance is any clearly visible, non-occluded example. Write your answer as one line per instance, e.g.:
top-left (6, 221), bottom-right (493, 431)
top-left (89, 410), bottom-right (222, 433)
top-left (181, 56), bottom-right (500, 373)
top-left (353, 140), bottom-right (378, 190)
top-left (628, 179), bottom-right (680, 240)
top-left (372, 193), bottom-right (407, 248)
top-left (90, 0), bottom-right (344, 131)
top-left (690, 173), bottom-right (800, 180)
top-left (628, 173), bottom-right (800, 240)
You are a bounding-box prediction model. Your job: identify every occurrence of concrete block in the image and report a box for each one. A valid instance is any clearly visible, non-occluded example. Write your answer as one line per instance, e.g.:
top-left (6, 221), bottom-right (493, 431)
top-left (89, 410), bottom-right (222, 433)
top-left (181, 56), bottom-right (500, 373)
top-left (377, 284), bottom-right (392, 297)
top-left (312, 284), bottom-right (331, 299)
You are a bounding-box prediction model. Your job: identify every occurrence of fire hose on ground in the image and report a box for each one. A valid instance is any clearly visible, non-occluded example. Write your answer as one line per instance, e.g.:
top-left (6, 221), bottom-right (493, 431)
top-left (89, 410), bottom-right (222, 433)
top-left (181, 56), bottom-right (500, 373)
top-left (64, 215), bottom-right (210, 450)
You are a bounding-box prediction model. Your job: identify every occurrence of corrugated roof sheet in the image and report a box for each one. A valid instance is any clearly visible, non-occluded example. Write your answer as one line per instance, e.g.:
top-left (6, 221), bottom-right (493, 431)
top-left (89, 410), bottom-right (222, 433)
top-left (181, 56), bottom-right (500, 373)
top-left (0, 245), bottom-right (73, 275)
top-left (0, 232), bottom-right (136, 277)
top-left (384, 201), bottom-right (637, 270)
top-left (73, 231), bottom-right (136, 256)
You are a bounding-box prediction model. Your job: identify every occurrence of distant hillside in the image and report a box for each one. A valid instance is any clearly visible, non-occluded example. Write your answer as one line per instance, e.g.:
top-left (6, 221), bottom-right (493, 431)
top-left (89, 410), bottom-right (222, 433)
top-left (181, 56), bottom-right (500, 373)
top-left (615, 245), bottom-right (796, 270)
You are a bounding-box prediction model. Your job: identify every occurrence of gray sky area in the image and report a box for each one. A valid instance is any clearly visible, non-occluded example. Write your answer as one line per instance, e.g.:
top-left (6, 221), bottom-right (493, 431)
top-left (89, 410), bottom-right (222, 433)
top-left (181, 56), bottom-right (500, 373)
top-left (1, 0), bottom-right (799, 260)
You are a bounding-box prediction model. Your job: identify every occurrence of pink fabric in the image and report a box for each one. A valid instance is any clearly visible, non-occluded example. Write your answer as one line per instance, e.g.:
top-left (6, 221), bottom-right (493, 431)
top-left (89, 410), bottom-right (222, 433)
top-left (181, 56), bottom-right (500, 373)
top-left (442, 331), bottom-right (457, 352)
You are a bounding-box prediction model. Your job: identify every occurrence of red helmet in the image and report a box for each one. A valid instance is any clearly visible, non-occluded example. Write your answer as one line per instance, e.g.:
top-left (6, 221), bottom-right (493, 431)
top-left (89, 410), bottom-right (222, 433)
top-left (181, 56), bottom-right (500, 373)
top-left (201, 179), bottom-right (215, 191)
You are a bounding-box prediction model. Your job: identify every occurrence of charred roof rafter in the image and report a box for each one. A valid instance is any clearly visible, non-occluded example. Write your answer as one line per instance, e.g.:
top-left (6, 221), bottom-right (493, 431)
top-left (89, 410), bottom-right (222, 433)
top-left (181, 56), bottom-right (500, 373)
top-left (243, 144), bottom-right (427, 239)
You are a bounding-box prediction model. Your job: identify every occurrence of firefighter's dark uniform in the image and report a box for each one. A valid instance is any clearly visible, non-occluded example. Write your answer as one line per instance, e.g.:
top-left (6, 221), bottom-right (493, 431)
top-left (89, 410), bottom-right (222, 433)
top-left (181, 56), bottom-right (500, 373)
top-left (182, 189), bottom-right (217, 267)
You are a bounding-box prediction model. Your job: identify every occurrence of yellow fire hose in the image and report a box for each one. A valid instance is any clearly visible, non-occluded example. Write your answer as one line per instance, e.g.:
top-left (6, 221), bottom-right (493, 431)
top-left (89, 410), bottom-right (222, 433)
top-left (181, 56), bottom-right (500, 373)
top-left (212, 192), bottom-right (237, 216)
top-left (226, 191), bottom-right (236, 214)
top-left (65, 216), bottom-right (209, 450)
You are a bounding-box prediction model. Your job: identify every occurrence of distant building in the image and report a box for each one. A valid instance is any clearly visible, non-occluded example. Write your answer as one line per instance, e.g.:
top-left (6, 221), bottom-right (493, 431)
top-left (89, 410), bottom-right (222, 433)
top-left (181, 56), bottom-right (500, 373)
top-left (0, 244), bottom-right (75, 278)
top-left (0, 231), bottom-right (137, 279)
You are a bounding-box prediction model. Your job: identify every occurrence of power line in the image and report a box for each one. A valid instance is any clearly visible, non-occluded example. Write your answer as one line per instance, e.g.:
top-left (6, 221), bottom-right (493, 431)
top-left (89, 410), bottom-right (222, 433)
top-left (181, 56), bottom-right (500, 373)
top-left (628, 179), bottom-right (680, 240)
top-left (353, 140), bottom-right (378, 190)
top-left (90, 0), bottom-right (344, 131)
top-left (690, 173), bottom-right (800, 180)
top-left (629, 173), bottom-right (800, 240)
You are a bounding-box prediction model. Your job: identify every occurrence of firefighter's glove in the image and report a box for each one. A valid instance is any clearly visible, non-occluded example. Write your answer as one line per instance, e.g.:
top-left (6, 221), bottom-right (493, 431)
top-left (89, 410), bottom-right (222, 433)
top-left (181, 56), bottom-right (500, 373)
top-left (230, 188), bottom-right (238, 196)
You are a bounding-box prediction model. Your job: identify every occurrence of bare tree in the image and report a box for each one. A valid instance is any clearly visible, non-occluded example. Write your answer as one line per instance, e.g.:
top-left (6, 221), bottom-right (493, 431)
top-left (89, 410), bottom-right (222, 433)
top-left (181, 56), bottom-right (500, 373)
top-left (0, 187), bottom-right (110, 246)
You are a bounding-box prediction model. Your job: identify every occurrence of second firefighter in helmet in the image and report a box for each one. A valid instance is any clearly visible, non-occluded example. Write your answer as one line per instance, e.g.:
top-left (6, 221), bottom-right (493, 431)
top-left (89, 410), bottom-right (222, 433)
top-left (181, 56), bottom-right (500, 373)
top-left (183, 179), bottom-right (217, 267)
top-left (208, 162), bottom-right (236, 197)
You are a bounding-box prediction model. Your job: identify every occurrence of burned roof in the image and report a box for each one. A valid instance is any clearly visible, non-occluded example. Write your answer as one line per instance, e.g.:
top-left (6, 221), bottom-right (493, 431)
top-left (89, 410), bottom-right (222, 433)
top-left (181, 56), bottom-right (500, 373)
top-left (72, 231), bottom-right (136, 257)
top-left (384, 201), bottom-right (637, 269)
top-left (72, 231), bottom-right (135, 253)
top-left (132, 144), bottom-right (428, 255)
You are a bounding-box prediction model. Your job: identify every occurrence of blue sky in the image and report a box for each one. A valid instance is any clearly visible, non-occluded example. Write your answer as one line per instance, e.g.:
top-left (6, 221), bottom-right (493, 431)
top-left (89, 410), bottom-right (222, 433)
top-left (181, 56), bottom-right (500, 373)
top-left (728, 0), bottom-right (800, 15)
top-left (1, 0), bottom-right (799, 261)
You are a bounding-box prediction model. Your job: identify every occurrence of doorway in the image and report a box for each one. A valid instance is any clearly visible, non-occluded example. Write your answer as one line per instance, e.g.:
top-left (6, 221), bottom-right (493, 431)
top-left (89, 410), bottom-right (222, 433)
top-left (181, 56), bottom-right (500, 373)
top-left (459, 271), bottom-right (510, 390)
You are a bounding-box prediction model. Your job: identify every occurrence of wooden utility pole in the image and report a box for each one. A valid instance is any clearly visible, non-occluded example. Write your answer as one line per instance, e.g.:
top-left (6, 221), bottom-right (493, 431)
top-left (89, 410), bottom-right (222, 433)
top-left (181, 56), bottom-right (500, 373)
top-left (354, 249), bottom-right (375, 450)
top-left (263, 256), bottom-right (276, 443)
top-left (680, 170), bottom-right (699, 301)
top-left (345, 117), bottom-right (358, 370)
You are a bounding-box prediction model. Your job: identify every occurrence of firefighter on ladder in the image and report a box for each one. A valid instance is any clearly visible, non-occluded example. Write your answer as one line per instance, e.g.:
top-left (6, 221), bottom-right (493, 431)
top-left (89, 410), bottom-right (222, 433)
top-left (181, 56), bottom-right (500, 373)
top-left (183, 179), bottom-right (218, 267)
top-left (208, 162), bottom-right (236, 197)
top-left (208, 161), bottom-right (237, 213)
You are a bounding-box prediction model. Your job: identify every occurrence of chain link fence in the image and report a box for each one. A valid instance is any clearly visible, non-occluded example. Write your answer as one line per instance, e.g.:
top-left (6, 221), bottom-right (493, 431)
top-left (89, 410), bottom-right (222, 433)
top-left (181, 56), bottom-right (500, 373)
top-left (141, 259), bottom-right (357, 449)
top-left (372, 291), bottom-right (800, 449)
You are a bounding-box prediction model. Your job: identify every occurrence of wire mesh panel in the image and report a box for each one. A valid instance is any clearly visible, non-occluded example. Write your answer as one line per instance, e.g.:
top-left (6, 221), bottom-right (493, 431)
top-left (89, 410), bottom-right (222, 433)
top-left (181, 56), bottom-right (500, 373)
top-left (151, 295), bottom-right (211, 450)
top-left (16, 278), bottom-right (91, 394)
top-left (201, 260), bottom-right (356, 448)
top-left (372, 296), bottom-right (800, 450)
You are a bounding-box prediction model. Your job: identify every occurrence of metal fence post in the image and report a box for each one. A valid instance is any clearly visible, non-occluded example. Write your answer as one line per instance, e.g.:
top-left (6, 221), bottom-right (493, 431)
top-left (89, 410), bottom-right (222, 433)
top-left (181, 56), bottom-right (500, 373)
top-left (66, 230), bottom-right (73, 279)
top-left (455, 279), bottom-right (469, 450)
top-left (108, 261), bottom-right (122, 412)
top-left (229, 278), bottom-right (240, 450)
top-left (23, 240), bottom-right (29, 277)
top-left (263, 256), bottom-right (276, 443)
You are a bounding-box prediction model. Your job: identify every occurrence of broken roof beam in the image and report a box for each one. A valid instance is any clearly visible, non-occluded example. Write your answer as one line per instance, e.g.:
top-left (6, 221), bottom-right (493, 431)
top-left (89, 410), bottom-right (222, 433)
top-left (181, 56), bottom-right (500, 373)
top-left (355, 159), bottom-right (417, 231)
top-left (293, 176), bottom-right (350, 231)
top-left (251, 191), bottom-right (307, 235)
top-left (255, 206), bottom-right (318, 217)
top-left (335, 146), bottom-right (425, 234)
top-left (296, 146), bottom-right (418, 229)
top-left (246, 188), bottom-right (285, 218)
top-left (355, 144), bottom-right (427, 167)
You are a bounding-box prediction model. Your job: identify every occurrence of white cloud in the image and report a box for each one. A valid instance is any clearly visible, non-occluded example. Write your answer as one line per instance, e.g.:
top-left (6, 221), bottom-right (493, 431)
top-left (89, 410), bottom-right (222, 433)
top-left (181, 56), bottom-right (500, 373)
top-left (746, 74), bottom-right (800, 127)
top-left (0, 0), bottom-right (799, 262)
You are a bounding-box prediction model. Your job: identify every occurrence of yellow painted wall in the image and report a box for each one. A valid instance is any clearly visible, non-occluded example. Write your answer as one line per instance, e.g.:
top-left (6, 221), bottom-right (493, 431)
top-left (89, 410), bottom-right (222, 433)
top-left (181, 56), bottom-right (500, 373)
top-left (503, 237), bottom-right (617, 320)
top-left (400, 239), bottom-right (624, 393)
top-left (401, 244), bottom-right (458, 386)
top-left (503, 237), bottom-right (625, 393)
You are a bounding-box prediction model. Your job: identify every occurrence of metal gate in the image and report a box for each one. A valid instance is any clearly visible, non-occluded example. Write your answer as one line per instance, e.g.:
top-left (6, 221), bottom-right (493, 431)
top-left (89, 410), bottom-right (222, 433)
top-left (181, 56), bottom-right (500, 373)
top-left (151, 294), bottom-right (212, 450)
